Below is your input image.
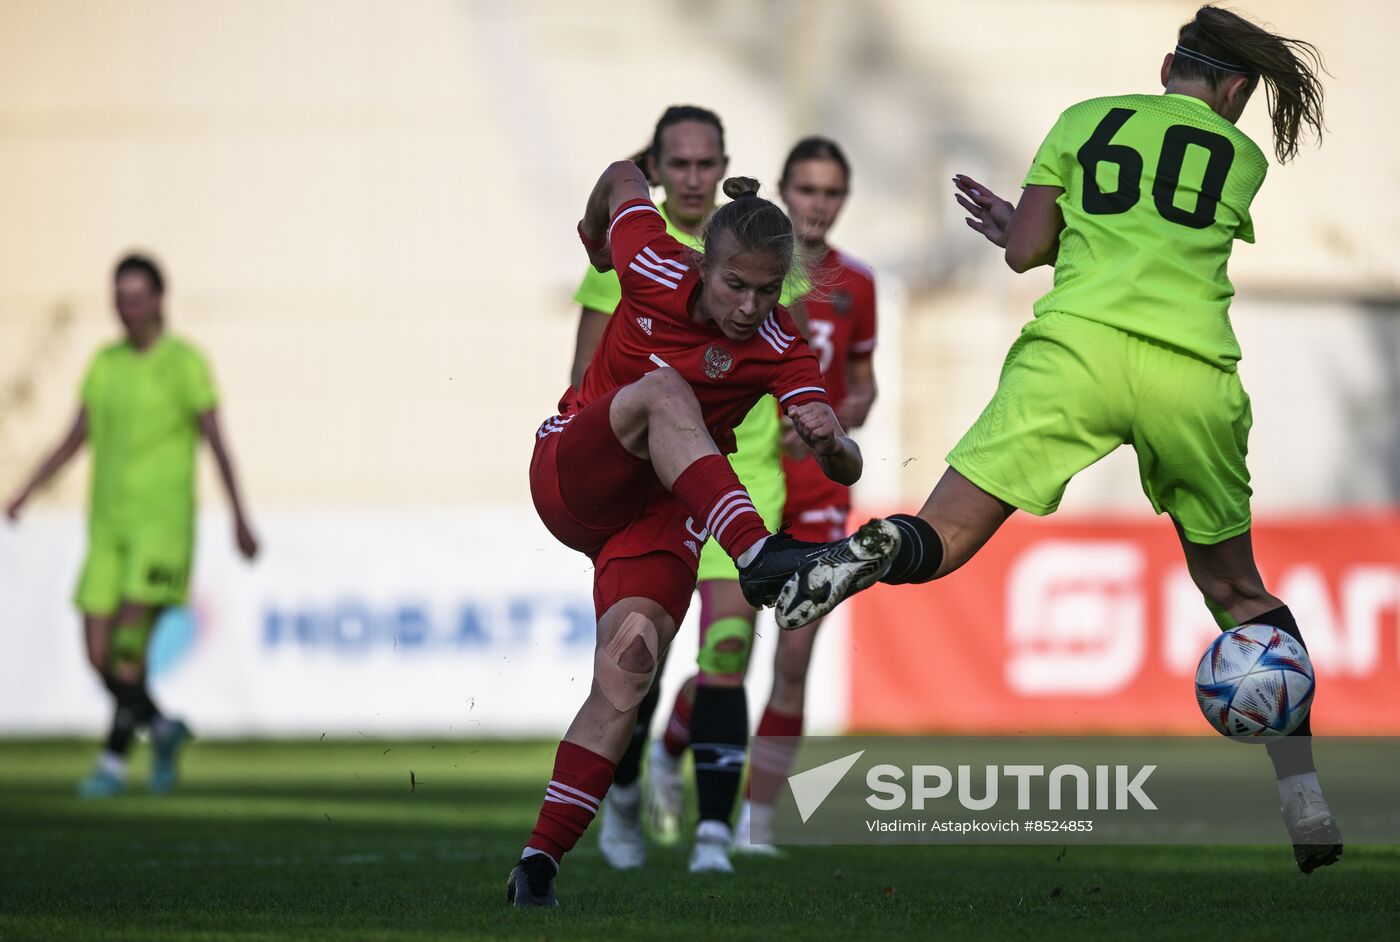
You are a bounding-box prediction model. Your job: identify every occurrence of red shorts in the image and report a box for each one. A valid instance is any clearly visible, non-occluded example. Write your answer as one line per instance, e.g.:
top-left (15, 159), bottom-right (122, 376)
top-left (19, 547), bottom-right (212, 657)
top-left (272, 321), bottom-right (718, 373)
top-left (784, 502), bottom-right (850, 543)
top-left (530, 388), bottom-right (699, 626)
top-left (782, 452), bottom-right (850, 542)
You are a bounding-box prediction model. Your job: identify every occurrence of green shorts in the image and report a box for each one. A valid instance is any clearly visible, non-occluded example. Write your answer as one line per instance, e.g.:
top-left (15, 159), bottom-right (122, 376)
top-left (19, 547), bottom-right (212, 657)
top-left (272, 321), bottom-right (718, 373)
top-left (947, 312), bottom-right (1253, 544)
top-left (75, 524), bottom-right (194, 615)
top-left (697, 397), bottom-right (786, 583)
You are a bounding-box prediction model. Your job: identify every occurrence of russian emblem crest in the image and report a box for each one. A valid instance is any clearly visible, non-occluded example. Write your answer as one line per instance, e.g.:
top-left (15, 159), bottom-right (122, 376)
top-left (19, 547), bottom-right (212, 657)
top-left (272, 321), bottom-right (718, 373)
top-left (703, 343), bottom-right (734, 379)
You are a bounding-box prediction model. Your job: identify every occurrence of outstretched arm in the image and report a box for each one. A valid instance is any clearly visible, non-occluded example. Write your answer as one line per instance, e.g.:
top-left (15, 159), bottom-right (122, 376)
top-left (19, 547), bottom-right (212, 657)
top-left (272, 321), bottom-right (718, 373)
top-left (6, 408), bottom-right (87, 521)
top-left (578, 161), bottom-right (653, 272)
top-left (787, 402), bottom-right (862, 486)
top-left (953, 175), bottom-right (1065, 272)
top-left (198, 409), bottom-right (258, 560)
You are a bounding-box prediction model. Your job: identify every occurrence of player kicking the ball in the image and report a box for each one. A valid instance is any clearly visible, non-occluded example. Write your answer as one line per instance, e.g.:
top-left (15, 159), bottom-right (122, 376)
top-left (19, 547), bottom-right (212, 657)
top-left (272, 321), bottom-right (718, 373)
top-left (776, 5), bottom-right (1339, 874)
top-left (506, 161), bottom-right (895, 906)
top-left (655, 137), bottom-right (881, 859)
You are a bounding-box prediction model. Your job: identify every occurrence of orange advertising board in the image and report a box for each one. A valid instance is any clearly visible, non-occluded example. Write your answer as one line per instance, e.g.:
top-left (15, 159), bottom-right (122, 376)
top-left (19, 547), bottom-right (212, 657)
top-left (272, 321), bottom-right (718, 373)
top-left (847, 513), bottom-right (1400, 734)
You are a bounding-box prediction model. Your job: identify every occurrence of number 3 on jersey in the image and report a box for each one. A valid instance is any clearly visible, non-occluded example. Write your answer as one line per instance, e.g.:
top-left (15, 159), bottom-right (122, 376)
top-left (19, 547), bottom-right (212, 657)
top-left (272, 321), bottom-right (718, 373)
top-left (807, 320), bottom-right (836, 374)
top-left (1077, 107), bottom-right (1234, 229)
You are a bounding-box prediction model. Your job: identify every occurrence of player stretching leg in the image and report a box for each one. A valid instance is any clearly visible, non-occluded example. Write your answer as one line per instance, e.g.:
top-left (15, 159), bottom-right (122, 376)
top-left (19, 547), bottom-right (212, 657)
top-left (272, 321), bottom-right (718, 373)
top-left (6, 254), bottom-right (258, 797)
top-left (655, 138), bottom-right (881, 857)
top-left (778, 6), bottom-right (1339, 874)
top-left (508, 161), bottom-right (893, 907)
top-left (564, 106), bottom-right (787, 868)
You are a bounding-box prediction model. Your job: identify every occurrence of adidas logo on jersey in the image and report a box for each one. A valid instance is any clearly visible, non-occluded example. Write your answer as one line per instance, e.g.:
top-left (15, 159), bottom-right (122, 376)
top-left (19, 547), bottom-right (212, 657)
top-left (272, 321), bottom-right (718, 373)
top-left (636, 316), bottom-right (653, 336)
top-left (684, 540), bottom-right (699, 557)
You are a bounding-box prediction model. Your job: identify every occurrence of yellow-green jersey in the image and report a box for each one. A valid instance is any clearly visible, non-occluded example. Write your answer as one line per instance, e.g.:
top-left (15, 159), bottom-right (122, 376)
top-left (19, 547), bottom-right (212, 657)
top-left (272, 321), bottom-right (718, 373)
top-left (1024, 93), bottom-right (1268, 370)
top-left (81, 334), bottom-right (217, 536)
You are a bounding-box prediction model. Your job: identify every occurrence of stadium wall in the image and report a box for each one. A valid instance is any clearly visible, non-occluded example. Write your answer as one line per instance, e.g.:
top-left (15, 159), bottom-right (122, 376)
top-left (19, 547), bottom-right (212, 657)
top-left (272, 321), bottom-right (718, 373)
top-left (3, 509), bottom-right (1396, 737)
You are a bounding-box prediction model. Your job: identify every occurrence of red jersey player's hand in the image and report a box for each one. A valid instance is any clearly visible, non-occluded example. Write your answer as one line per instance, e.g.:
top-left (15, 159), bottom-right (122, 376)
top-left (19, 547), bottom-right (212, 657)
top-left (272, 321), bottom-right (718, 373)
top-left (787, 403), bottom-right (842, 457)
top-left (578, 219), bottom-right (614, 273)
top-left (779, 416), bottom-right (811, 460)
top-left (954, 174), bottom-right (1014, 248)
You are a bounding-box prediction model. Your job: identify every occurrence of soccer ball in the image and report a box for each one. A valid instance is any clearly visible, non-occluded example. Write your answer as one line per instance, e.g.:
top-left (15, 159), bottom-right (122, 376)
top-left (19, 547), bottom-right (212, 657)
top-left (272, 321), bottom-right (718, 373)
top-left (1194, 624), bottom-right (1315, 741)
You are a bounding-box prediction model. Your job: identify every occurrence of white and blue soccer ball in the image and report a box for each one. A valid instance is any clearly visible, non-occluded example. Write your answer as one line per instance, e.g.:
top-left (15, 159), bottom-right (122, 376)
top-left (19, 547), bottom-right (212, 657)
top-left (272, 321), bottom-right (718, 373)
top-left (1195, 624), bottom-right (1315, 741)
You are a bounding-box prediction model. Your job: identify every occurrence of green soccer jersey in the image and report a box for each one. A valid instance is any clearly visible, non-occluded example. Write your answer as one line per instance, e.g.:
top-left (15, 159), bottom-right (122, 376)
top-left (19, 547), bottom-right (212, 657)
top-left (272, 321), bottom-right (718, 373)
top-left (1023, 93), bottom-right (1268, 370)
top-left (572, 200), bottom-right (783, 463)
top-left (81, 334), bottom-right (218, 536)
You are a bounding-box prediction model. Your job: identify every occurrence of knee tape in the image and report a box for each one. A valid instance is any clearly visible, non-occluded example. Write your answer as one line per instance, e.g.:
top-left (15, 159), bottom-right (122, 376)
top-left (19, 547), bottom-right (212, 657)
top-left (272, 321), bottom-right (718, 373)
top-left (110, 624), bottom-right (147, 664)
top-left (1203, 594), bottom-right (1239, 631)
top-left (596, 612), bottom-right (660, 712)
top-left (696, 615), bottom-right (753, 677)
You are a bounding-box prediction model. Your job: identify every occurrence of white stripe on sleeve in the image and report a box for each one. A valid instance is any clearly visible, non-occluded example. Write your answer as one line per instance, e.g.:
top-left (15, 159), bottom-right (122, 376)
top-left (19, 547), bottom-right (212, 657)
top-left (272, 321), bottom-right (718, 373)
top-left (607, 203), bottom-right (661, 241)
top-left (631, 252), bottom-right (684, 280)
top-left (642, 245), bottom-right (690, 273)
top-left (627, 262), bottom-right (679, 290)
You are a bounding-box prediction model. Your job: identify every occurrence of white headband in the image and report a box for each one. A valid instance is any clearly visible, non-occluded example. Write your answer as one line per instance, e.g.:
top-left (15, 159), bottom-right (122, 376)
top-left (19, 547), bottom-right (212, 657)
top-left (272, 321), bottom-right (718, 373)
top-left (1175, 44), bottom-right (1253, 74)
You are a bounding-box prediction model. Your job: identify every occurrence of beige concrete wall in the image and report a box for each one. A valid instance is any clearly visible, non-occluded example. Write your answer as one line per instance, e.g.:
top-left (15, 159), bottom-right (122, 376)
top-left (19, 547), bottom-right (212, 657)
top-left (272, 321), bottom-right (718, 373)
top-left (1, 1), bottom-right (1394, 513)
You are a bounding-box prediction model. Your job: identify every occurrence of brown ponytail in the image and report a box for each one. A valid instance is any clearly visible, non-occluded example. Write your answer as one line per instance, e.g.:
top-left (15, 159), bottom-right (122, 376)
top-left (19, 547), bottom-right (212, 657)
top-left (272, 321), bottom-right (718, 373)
top-left (1174, 5), bottom-right (1326, 163)
top-left (722, 176), bottom-right (761, 201)
top-left (702, 177), bottom-right (809, 293)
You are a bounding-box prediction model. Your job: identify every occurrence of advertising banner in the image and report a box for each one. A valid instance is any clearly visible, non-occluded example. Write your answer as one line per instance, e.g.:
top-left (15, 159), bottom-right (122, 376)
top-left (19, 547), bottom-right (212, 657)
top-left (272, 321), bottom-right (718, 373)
top-left (847, 514), bottom-right (1400, 734)
top-left (0, 508), bottom-right (848, 736)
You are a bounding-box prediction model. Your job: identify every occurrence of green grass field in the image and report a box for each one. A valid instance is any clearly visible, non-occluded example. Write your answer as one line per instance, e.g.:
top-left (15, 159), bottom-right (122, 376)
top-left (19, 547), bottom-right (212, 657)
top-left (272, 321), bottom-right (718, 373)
top-left (1, 739), bottom-right (1396, 941)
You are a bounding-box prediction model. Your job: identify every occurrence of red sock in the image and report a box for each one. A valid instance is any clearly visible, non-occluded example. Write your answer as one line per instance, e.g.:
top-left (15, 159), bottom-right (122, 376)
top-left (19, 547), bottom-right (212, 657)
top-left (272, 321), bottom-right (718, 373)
top-left (661, 688), bottom-right (693, 758)
top-left (670, 455), bottom-right (769, 561)
top-left (526, 740), bottom-right (616, 864)
top-left (746, 706), bottom-right (803, 805)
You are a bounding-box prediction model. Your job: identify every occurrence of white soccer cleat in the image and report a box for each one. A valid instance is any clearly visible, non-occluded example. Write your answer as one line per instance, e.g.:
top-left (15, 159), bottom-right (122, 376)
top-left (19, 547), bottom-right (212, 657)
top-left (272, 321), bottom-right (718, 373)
top-left (731, 802), bottom-right (782, 857)
top-left (597, 781), bottom-right (646, 870)
top-left (775, 519), bottom-right (899, 630)
top-left (687, 820), bottom-right (735, 874)
top-left (1281, 783), bottom-right (1343, 874)
top-left (644, 739), bottom-right (684, 846)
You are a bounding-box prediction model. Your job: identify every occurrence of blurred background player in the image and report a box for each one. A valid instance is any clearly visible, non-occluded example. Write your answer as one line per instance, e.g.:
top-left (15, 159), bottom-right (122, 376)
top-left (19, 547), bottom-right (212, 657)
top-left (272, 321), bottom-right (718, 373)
top-left (5, 253), bottom-right (259, 797)
top-left (777, 5), bottom-right (1338, 873)
top-left (655, 137), bottom-right (879, 862)
top-left (510, 161), bottom-right (889, 906)
top-left (566, 105), bottom-right (792, 874)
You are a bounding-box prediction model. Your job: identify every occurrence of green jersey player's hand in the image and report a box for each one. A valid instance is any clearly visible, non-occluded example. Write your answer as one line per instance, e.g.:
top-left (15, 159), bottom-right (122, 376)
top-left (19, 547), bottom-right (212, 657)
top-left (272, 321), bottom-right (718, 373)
top-left (953, 174), bottom-right (1015, 247)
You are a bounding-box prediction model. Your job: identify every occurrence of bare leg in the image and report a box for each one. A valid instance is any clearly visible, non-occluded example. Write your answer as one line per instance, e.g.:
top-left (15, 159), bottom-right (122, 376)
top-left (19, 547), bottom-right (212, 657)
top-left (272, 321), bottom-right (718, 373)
top-left (1173, 522), bottom-right (1340, 872)
top-left (768, 615), bottom-right (821, 716)
top-left (914, 467), bottom-right (1018, 579)
top-left (608, 368), bottom-right (722, 489)
top-left (563, 597), bottom-right (678, 759)
top-left (82, 613), bottom-right (115, 678)
top-left (1172, 522), bottom-right (1282, 623)
top-left (685, 580), bottom-right (755, 840)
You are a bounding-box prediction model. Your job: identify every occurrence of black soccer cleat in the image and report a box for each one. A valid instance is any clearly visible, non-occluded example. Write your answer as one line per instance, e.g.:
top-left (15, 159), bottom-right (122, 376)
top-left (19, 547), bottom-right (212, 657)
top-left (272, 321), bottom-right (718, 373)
top-left (506, 853), bottom-right (560, 907)
top-left (774, 519), bottom-right (900, 630)
top-left (737, 528), bottom-right (843, 610)
top-left (1281, 785), bottom-right (1344, 875)
top-left (1294, 840), bottom-right (1344, 875)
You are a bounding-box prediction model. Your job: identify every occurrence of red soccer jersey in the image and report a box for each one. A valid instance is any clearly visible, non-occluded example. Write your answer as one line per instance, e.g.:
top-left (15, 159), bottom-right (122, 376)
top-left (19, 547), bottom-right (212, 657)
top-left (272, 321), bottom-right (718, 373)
top-left (782, 247), bottom-right (878, 515)
top-left (561, 198), bottom-right (829, 454)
